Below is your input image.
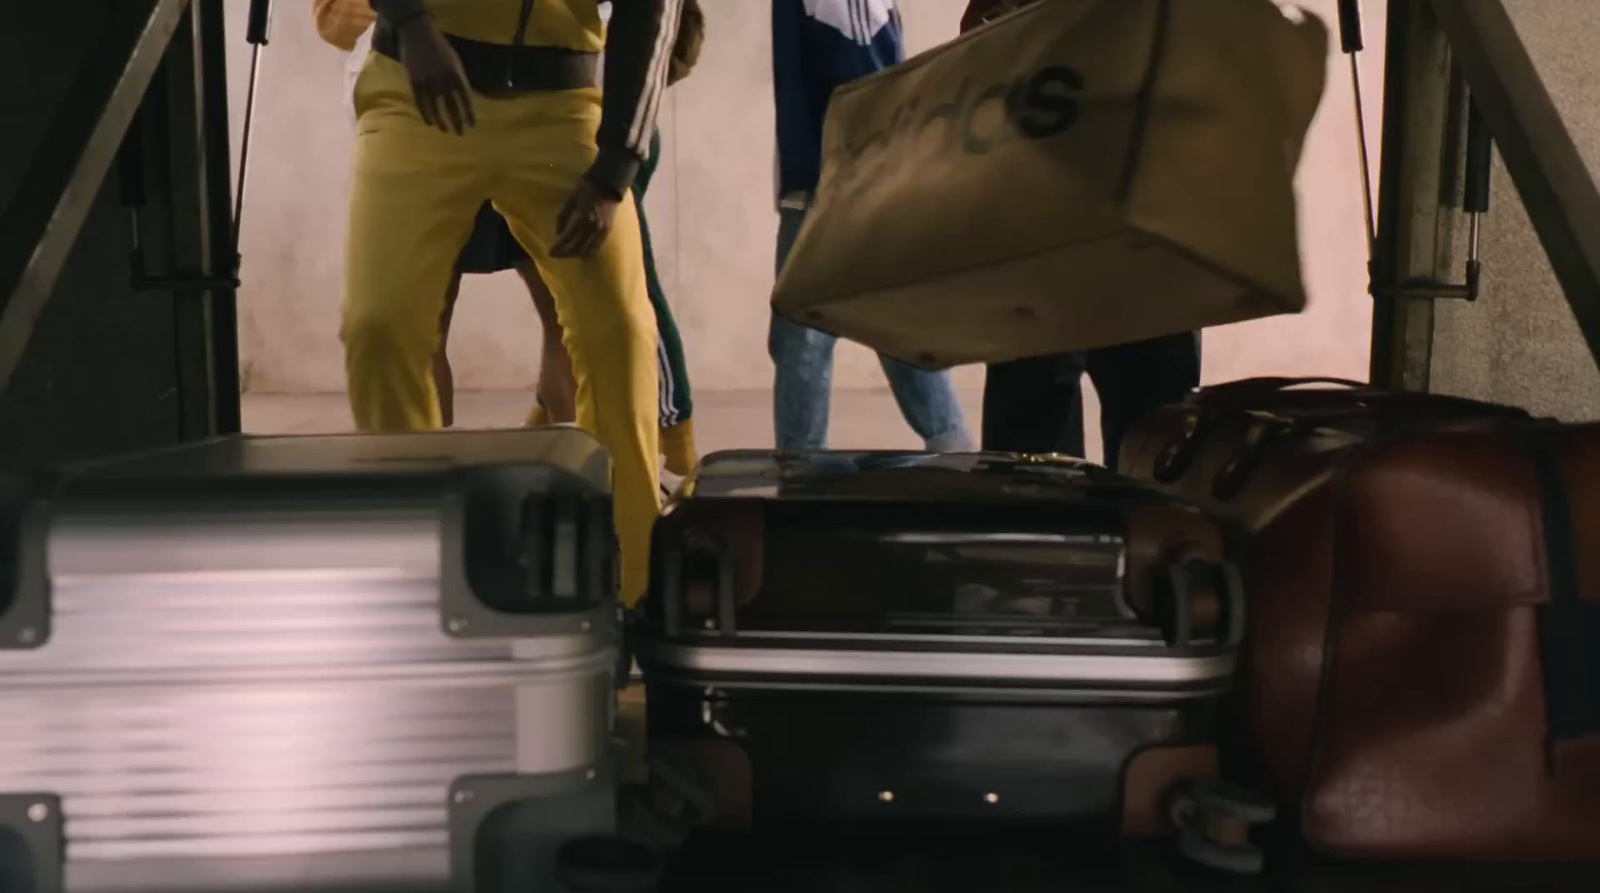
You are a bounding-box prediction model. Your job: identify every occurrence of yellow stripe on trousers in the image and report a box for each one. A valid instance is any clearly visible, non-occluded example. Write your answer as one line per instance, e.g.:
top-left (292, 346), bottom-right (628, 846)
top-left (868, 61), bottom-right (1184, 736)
top-left (343, 53), bottom-right (661, 607)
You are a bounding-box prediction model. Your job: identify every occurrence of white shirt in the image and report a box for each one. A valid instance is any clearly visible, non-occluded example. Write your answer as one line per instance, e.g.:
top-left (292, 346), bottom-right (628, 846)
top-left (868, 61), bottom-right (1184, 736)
top-left (345, 25), bottom-right (374, 128)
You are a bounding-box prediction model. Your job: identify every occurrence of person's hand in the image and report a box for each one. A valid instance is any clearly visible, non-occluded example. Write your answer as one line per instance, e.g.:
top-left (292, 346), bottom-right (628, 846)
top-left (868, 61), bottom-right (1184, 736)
top-left (397, 16), bottom-right (476, 135)
top-left (551, 179), bottom-right (621, 258)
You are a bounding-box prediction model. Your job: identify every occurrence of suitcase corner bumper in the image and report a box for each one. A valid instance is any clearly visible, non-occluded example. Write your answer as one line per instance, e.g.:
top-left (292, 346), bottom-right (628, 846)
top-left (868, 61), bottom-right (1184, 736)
top-left (448, 764), bottom-right (616, 893)
top-left (0, 793), bottom-right (63, 893)
top-left (0, 495), bottom-right (51, 651)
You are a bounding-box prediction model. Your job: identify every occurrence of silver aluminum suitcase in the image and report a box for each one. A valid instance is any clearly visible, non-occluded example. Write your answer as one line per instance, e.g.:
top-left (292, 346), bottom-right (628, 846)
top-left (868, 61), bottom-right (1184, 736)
top-left (0, 430), bottom-right (621, 893)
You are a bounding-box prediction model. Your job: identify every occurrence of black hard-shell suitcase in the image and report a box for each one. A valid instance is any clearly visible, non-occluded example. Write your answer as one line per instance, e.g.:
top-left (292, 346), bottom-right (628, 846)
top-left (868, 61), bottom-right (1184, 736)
top-left (636, 451), bottom-right (1259, 855)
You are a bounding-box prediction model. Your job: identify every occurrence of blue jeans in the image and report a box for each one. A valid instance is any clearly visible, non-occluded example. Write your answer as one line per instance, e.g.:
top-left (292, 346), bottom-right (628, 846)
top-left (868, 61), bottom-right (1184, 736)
top-left (770, 207), bottom-right (973, 452)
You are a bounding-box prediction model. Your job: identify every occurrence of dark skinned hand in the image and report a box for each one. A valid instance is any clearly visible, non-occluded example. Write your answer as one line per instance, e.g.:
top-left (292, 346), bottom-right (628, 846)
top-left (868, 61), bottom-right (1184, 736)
top-left (397, 16), bottom-right (476, 135)
top-left (551, 178), bottom-right (621, 258)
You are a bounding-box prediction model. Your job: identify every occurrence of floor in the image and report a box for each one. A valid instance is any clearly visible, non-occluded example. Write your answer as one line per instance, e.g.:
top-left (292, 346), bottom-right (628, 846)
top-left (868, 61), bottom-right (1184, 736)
top-left (241, 388), bottom-right (1108, 464)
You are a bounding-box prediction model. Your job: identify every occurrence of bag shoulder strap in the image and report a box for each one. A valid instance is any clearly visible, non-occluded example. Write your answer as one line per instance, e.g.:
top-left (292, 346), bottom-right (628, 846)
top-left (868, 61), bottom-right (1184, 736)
top-left (1531, 427), bottom-right (1600, 753)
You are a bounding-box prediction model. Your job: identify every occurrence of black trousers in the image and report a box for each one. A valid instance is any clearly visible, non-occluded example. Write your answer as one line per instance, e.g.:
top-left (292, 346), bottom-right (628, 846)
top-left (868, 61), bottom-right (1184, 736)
top-left (981, 332), bottom-right (1201, 468)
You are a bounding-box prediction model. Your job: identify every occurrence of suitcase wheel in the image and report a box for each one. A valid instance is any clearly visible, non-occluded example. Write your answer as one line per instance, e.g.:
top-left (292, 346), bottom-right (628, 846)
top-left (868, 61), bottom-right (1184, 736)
top-left (613, 754), bottom-right (718, 855)
top-left (1161, 549), bottom-right (1247, 649)
top-left (1166, 780), bottom-right (1275, 875)
top-left (616, 785), bottom-right (691, 855)
top-left (645, 752), bottom-right (718, 820)
top-left (1176, 823), bottom-right (1266, 875)
top-left (1187, 779), bottom-right (1276, 824)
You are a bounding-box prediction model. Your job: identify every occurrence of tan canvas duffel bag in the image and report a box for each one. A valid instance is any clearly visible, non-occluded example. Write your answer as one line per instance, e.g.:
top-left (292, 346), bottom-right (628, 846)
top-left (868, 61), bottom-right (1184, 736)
top-left (773, 0), bottom-right (1329, 369)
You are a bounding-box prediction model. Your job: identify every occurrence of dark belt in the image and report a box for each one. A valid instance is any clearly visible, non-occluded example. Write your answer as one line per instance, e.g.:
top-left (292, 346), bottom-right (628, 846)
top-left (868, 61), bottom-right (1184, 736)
top-left (373, 26), bottom-right (599, 96)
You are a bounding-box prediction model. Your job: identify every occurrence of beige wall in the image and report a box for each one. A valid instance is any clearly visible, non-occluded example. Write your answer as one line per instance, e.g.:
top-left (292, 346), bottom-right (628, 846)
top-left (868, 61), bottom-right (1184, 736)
top-left (227, 0), bottom-right (1380, 398)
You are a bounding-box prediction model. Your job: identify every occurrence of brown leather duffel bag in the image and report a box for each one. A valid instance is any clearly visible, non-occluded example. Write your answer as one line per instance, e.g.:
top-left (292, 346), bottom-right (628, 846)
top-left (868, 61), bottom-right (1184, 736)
top-left (1122, 378), bottom-right (1600, 860)
top-left (1118, 377), bottom-right (1530, 528)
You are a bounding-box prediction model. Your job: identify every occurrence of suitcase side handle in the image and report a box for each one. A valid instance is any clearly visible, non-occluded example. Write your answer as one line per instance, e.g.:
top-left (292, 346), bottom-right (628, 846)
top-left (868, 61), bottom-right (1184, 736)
top-left (0, 479), bottom-right (51, 651)
top-left (439, 470), bottom-right (617, 641)
top-left (658, 530), bottom-right (738, 638)
top-left (1162, 547), bottom-right (1244, 649)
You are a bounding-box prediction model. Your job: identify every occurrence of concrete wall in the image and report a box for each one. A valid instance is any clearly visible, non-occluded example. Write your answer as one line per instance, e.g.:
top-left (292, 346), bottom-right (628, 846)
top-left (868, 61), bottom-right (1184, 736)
top-left (1430, 0), bottom-right (1600, 420)
top-left (226, 0), bottom-right (1379, 398)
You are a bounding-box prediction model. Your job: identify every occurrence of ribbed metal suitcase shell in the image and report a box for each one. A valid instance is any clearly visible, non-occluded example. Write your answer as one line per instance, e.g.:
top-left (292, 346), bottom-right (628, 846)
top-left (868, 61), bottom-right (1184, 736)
top-left (0, 430), bottom-right (621, 893)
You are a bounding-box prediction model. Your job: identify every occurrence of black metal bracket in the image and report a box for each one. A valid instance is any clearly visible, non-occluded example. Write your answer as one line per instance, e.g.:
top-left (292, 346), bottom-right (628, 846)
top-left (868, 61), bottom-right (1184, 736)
top-left (1371, 91), bottom-right (1493, 303)
top-left (669, 528), bottom-right (737, 637)
top-left (448, 765), bottom-right (616, 893)
top-left (1371, 267), bottom-right (1478, 302)
top-left (115, 85), bottom-right (242, 295)
top-left (129, 248), bottom-right (242, 292)
top-left (0, 795), bottom-right (64, 893)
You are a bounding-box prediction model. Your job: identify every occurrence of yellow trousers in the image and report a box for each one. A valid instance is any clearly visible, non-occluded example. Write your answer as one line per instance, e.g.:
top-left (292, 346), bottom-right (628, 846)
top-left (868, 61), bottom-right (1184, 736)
top-left (343, 54), bottom-right (660, 606)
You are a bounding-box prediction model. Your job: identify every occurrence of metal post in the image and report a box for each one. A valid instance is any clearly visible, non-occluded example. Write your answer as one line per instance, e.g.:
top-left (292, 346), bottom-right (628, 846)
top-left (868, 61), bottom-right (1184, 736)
top-left (159, 4), bottom-right (226, 441)
top-left (197, 0), bottom-right (243, 434)
top-left (1368, 0), bottom-right (1457, 391)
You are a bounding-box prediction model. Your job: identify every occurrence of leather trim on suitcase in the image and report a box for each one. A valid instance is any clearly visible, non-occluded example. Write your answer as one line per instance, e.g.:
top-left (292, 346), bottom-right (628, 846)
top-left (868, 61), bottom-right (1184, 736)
top-left (1120, 744), bottom-right (1218, 837)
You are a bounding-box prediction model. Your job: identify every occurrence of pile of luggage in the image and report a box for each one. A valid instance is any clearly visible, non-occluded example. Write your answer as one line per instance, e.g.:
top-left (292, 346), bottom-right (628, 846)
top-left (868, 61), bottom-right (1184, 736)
top-left (3, 378), bottom-right (1598, 892)
top-left (3, 0), bottom-right (1598, 889)
top-left (638, 377), bottom-right (1600, 878)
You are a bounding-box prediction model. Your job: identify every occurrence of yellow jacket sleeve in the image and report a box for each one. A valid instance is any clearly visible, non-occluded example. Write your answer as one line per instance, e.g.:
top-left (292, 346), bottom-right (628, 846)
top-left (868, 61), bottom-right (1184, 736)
top-left (312, 0), bottom-right (377, 52)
